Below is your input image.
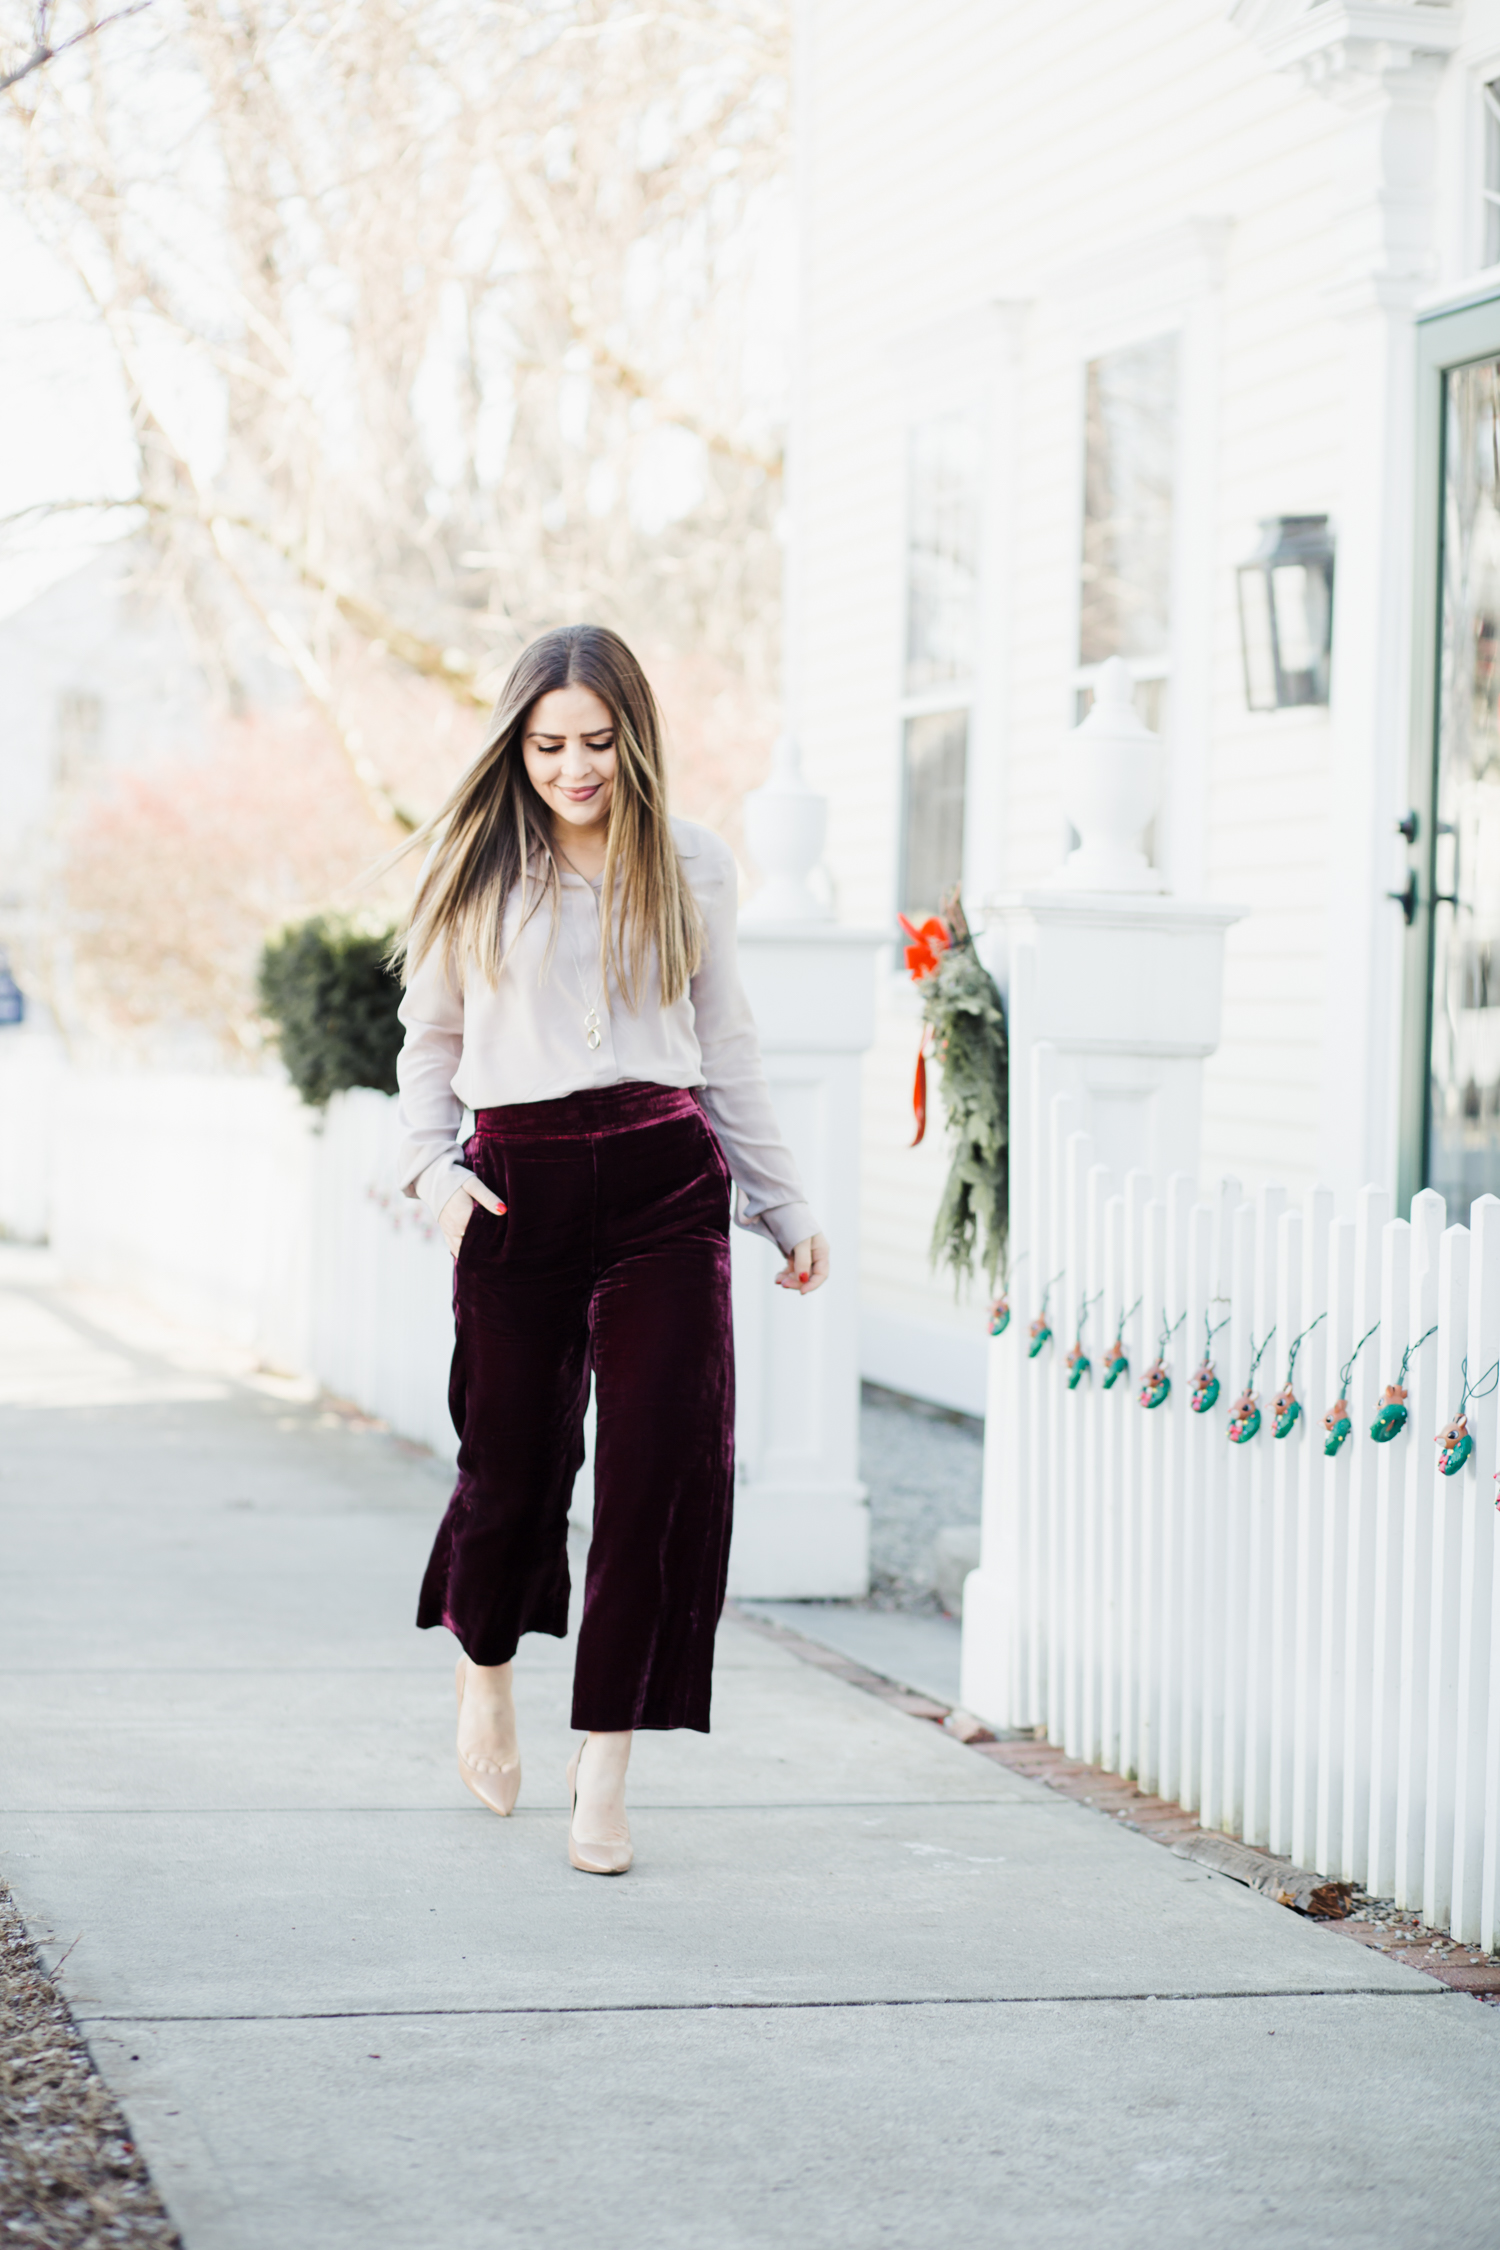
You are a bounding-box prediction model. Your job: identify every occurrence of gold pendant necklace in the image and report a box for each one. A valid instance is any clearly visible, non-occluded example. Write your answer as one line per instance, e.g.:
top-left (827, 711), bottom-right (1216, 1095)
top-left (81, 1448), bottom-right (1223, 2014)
top-left (560, 856), bottom-right (605, 1050)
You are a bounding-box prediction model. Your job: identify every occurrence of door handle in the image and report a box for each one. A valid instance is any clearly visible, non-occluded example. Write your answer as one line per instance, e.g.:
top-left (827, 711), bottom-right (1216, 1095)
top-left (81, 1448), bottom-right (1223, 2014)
top-left (1387, 872), bottom-right (1418, 926)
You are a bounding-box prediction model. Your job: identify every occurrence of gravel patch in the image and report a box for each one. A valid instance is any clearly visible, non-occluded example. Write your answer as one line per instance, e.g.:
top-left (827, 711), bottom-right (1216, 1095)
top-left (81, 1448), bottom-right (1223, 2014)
top-left (859, 1381), bottom-right (983, 1611)
top-left (0, 1880), bottom-right (181, 2249)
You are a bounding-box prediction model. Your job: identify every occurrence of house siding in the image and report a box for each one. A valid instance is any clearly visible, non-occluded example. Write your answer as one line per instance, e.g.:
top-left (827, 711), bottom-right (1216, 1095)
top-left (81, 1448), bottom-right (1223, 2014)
top-left (795, 0), bottom-right (1433, 1408)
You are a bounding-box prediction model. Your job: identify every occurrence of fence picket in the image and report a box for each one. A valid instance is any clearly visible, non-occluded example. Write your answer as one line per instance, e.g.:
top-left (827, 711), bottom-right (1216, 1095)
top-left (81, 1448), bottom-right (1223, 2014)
top-left (1451, 1196), bottom-right (1500, 1941)
top-left (1289, 1189), bottom-right (1334, 1869)
top-left (1079, 1161), bottom-right (1115, 1765)
top-left (1424, 1224), bottom-right (1474, 1930)
top-left (1315, 1218), bottom-right (1356, 1877)
top-left (1132, 1197), bottom-right (1169, 1790)
top-left (1243, 1184), bottom-right (1287, 1846)
top-left (1177, 1201), bottom-right (1214, 1814)
top-left (1267, 1203), bottom-right (1302, 1857)
top-left (1219, 1198), bottom-right (1258, 1834)
top-left (1366, 1213), bottom-right (1412, 1897)
top-left (1099, 1191), bottom-right (1127, 1771)
top-left (1027, 1057), bottom-right (1063, 1728)
top-left (1394, 1190), bottom-right (1445, 1907)
top-left (1199, 1178), bottom-right (1243, 1832)
top-left (1155, 1174), bottom-right (1195, 1806)
top-left (1117, 1171), bottom-right (1153, 1777)
top-left (1340, 1184), bottom-right (1391, 1884)
top-left (1060, 1129), bottom-right (1094, 1756)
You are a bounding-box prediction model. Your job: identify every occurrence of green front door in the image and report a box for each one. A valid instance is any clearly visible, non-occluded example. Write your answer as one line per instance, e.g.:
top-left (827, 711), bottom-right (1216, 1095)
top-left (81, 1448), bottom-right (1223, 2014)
top-left (1406, 294), bottom-right (1500, 1215)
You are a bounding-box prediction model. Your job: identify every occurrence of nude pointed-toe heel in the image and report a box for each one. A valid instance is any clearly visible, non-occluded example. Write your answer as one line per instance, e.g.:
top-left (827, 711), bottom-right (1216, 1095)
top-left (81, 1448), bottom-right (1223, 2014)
top-left (455, 1656), bottom-right (521, 1818)
top-left (566, 1737), bottom-right (633, 1876)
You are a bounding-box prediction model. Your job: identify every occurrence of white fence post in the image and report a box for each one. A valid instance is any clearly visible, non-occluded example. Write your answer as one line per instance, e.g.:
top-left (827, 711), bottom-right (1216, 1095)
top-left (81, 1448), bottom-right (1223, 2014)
top-left (725, 917), bottom-right (881, 1599)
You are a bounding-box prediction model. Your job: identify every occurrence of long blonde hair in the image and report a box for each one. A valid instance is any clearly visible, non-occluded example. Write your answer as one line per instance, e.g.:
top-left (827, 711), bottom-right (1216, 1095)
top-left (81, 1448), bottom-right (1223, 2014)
top-left (392, 626), bottom-right (701, 1008)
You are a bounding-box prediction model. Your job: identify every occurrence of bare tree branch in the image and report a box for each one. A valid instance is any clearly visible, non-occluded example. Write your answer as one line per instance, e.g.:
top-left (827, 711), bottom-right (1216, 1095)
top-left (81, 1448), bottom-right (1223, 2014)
top-left (0, 0), bottom-right (152, 93)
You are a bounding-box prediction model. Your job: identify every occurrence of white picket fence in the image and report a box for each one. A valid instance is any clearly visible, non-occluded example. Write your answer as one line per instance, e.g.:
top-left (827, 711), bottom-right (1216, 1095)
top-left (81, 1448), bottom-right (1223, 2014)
top-left (983, 1054), bottom-right (1500, 1950)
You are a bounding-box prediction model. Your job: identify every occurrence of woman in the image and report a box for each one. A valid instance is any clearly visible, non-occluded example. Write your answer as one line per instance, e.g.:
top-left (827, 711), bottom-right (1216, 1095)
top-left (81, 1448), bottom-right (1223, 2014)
top-left (394, 624), bottom-right (828, 1876)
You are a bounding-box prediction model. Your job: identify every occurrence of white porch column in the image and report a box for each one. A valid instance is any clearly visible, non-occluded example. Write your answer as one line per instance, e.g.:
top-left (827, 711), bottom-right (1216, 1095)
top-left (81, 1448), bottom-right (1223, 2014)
top-left (961, 663), bottom-right (1245, 1723)
top-left (1230, 1), bottom-right (1460, 1200)
top-left (725, 736), bottom-right (883, 1597)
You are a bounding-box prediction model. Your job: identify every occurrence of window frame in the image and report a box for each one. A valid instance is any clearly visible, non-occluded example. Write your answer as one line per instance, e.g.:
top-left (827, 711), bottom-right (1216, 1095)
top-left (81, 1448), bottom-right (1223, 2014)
top-left (894, 399), bottom-right (986, 925)
top-left (1401, 286), bottom-right (1500, 1209)
top-left (1070, 326), bottom-right (1182, 743)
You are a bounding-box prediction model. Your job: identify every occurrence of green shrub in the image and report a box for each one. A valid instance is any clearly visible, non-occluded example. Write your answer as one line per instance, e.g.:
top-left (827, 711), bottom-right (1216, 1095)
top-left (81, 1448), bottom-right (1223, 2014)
top-left (257, 916), bottom-right (404, 1107)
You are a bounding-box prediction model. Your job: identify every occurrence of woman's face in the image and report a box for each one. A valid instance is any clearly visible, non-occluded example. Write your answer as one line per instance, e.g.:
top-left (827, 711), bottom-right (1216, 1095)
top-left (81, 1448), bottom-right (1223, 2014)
top-left (522, 685), bottom-right (617, 838)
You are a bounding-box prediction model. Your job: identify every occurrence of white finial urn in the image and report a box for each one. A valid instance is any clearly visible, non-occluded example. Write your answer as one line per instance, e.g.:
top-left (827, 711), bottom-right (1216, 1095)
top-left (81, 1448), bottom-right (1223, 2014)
top-left (741, 732), bottom-right (834, 922)
top-left (1057, 657), bottom-right (1166, 894)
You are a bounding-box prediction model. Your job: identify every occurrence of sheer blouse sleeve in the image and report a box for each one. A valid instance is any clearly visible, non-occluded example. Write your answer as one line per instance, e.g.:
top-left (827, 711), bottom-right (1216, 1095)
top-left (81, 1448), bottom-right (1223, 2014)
top-left (395, 939), bottom-right (481, 1220)
top-left (687, 835), bottom-right (819, 1258)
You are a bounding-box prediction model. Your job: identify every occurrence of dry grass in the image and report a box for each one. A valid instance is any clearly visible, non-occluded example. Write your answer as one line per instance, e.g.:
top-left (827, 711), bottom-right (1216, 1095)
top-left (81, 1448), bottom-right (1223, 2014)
top-left (0, 1880), bottom-right (181, 2249)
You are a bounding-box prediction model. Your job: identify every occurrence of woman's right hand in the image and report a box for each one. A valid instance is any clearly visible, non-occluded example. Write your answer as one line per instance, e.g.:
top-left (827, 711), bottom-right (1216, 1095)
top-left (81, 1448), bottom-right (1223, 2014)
top-left (439, 1180), bottom-right (507, 1260)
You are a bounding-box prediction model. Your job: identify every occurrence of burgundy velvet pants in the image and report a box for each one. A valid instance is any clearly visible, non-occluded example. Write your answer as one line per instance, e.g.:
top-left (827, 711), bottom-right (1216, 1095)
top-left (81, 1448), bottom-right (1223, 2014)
top-left (416, 1081), bottom-right (736, 1732)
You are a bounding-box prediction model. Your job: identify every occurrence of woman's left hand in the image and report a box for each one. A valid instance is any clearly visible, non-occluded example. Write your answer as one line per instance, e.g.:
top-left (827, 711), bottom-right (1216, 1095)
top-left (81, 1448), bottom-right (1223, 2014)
top-left (775, 1234), bottom-right (829, 1295)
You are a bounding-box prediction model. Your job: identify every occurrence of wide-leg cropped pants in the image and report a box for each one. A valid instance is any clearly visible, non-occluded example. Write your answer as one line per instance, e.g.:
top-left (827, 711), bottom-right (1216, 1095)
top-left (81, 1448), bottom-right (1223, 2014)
top-left (416, 1081), bottom-right (736, 1732)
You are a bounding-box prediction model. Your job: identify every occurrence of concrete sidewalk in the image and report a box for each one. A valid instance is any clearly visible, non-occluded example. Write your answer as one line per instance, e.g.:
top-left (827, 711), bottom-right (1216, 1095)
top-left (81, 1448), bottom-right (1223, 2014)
top-left (3, 1251), bottom-right (1499, 2249)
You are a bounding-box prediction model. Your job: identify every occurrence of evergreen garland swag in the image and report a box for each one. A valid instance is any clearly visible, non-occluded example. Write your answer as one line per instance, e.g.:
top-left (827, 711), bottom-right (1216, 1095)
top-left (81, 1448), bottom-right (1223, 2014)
top-left (901, 894), bottom-right (1010, 1291)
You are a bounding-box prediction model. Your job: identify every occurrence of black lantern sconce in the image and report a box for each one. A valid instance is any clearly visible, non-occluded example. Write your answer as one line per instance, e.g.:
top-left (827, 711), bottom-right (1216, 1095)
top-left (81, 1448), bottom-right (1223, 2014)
top-left (1236, 515), bottom-right (1335, 711)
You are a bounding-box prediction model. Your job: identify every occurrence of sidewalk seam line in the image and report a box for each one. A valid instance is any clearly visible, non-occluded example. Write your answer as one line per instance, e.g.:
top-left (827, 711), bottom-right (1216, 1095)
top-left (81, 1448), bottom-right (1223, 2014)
top-left (77, 1987), bottom-right (1455, 2024)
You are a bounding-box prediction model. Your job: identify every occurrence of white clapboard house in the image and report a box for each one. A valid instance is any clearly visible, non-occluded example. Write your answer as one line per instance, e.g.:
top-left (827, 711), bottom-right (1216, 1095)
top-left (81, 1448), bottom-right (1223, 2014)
top-left (788, 0), bottom-right (1500, 1412)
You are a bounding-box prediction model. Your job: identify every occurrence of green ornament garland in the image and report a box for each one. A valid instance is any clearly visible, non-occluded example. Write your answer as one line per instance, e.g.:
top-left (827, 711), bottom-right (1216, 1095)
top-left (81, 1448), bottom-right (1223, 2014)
top-left (1436, 1355), bottom-right (1500, 1477)
top-left (1101, 1295), bottom-right (1142, 1390)
top-left (1369, 1324), bottom-right (1436, 1444)
top-left (1029, 1270), bottom-right (1063, 1359)
top-left (1066, 1290), bottom-right (1103, 1389)
top-left (1227, 1326), bottom-right (1276, 1446)
top-left (1138, 1310), bottom-right (1185, 1410)
top-left (1323, 1321), bottom-right (1379, 1457)
top-left (1189, 1309), bottom-right (1231, 1415)
top-left (1272, 1313), bottom-right (1325, 1439)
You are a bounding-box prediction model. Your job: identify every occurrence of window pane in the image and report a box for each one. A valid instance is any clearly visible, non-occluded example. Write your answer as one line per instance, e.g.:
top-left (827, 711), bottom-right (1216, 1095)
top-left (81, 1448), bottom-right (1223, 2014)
top-left (1486, 81), bottom-right (1500, 269)
top-left (900, 709), bottom-right (967, 916)
top-left (905, 410), bottom-right (982, 696)
top-left (1428, 356), bottom-right (1500, 1213)
top-left (1078, 334), bottom-right (1177, 667)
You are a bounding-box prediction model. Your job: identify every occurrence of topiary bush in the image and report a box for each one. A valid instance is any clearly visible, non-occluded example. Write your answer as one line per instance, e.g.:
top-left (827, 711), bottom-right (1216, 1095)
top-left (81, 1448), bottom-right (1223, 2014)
top-left (257, 916), bottom-right (404, 1107)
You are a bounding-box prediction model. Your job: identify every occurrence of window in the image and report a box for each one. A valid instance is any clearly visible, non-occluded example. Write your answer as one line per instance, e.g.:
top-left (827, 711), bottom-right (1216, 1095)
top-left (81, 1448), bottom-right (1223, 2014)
top-left (900, 710), bottom-right (968, 920)
top-left (1075, 333), bottom-right (1177, 733)
top-left (1485, 78), bottom-right (1500, 268)
top-left (898, 408), bottom-right (981, 915)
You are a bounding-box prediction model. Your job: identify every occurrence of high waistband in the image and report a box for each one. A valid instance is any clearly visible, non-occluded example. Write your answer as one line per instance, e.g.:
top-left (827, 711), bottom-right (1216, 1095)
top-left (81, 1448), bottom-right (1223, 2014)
top-left (472, 1081), bottom-right (704, 1143)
